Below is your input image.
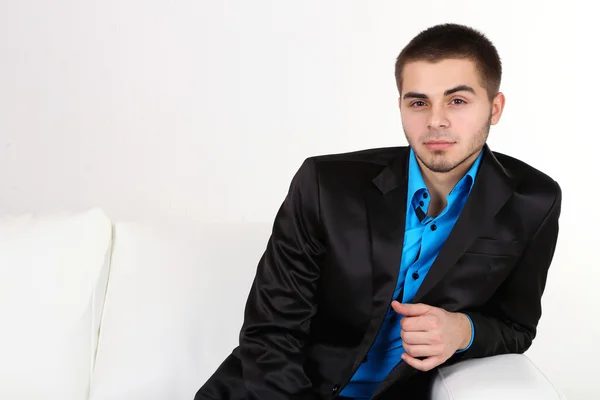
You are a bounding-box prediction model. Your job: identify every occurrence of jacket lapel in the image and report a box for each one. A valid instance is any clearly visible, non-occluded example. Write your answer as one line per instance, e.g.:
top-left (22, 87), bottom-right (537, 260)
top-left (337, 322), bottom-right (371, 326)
top-left (412, 145), bottom-right (518, 304)
top-left (348, 147), bottom-right (410, 374)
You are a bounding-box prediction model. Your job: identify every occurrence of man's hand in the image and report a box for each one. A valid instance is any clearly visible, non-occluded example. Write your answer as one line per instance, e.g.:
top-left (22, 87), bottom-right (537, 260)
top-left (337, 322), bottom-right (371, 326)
top-left (391, 301), bottom-right (472, 372)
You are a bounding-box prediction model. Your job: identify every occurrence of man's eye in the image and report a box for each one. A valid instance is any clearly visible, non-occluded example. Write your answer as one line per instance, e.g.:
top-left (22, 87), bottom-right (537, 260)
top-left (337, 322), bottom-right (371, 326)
top-left (411, 101), bottom-right (425, 107)
top-left (452, 99), bottom-right (466, 105)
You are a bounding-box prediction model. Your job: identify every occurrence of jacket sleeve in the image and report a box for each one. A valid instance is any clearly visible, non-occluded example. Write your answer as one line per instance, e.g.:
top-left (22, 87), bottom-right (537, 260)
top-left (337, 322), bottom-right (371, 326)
top-left (238, 158), bottom-right (325, 400)
top-left (452, 181), bottom-right (562, 362)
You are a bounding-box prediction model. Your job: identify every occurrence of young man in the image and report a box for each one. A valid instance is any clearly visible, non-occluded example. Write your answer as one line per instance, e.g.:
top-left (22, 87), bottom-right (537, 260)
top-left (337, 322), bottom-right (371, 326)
top-left (195, 23), bottom-right (561, 400)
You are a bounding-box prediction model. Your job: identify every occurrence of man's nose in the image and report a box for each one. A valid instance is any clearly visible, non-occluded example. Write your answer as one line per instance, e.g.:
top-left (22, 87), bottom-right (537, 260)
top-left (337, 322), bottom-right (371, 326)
top-left (427, 104), bottom-right (450, 129)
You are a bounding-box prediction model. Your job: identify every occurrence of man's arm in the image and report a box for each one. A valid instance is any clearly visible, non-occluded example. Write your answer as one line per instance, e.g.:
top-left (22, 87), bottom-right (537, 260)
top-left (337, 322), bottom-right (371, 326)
top-left (456, 181), bottom-right (562, 361)
top-left (238, 158), bottom-right (324, 400)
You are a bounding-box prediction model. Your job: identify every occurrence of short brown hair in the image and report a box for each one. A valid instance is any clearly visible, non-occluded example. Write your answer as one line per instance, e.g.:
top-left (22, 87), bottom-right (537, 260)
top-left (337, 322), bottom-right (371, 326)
top-left (395, 23), bottom-right (502, 101)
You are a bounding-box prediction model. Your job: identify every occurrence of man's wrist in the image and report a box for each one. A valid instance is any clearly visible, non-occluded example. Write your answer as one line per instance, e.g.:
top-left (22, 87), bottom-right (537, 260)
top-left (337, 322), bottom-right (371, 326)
top-left (457, 313), bottom-right (473, 350)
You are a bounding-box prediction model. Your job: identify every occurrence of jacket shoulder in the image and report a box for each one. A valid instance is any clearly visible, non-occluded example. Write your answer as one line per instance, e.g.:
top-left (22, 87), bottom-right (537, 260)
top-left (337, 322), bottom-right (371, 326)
top-left (493, 151), bottom-right (561, 198)
top-left (310, 146), bottom-right (406, 165)
top-left (304, 146), bottom-right (406, 187)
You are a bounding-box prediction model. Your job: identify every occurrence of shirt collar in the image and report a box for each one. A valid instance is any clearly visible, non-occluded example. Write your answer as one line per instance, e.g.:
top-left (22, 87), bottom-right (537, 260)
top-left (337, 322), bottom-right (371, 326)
top-left (407, 147), bottom-right (483, 201)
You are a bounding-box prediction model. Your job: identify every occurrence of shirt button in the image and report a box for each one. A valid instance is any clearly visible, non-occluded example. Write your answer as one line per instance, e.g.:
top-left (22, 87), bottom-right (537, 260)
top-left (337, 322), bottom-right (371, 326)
top-left (431, 224), bottom-right (437, 231)
top-left (419, 201), bottom-right (424, 206)
top-left (412, 272), bottom-right (419, 280)
top-left (423, 192), bottom-right (429, 199)
top-left (332, 384), bottom-right (340, 394)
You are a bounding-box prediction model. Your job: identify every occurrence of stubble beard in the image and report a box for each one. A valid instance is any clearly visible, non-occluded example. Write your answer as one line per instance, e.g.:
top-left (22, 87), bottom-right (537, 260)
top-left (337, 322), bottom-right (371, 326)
top-left (405, 114), bottom-right (492, 174)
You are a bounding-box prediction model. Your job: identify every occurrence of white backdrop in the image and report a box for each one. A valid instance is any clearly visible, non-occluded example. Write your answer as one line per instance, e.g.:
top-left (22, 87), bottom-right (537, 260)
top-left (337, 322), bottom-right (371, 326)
top-left (0, 1), bottom-right (597, 398)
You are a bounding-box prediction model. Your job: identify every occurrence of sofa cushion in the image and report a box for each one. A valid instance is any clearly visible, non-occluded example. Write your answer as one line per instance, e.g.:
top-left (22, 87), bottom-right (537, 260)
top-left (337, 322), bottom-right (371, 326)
top-left (0, 208), bottom-right (112, 400)
top-left (89, 221), bottom-right (271, 400)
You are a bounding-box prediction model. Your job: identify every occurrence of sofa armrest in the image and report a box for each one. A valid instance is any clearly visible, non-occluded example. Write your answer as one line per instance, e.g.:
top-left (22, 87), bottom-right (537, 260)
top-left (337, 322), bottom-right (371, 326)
top-left (431, 354), bottom-right (566, 400)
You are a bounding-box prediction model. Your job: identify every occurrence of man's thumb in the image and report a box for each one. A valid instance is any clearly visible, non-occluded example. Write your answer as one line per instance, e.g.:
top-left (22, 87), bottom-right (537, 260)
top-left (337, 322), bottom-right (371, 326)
top-left (391, 301), bottom-right (430, 316)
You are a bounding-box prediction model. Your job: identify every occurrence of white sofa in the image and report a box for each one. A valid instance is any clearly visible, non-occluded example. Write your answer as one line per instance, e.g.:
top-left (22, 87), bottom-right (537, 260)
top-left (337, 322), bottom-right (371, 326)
top-left (0, 209), bottom-right (566, 400)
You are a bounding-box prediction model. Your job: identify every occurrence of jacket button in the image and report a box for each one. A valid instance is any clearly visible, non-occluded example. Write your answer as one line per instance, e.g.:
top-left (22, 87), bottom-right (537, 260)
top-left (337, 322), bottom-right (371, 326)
top-left (332, 384), bottom-right (340, 394)
top-left (362, 354), bottom-right (369, 363)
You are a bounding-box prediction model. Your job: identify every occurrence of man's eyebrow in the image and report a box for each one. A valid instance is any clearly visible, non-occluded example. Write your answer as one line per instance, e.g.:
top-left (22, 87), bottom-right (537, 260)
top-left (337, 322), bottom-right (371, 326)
top-left (403, 92), bottom-right (428, 100)
top-left (444, 85), bottom-right (476, 96)
top-left (402, 85), bottom-right (476, 100)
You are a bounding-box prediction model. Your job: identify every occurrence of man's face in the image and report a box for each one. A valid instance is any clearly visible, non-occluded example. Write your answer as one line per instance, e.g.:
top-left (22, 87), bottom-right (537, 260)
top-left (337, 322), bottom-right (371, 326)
top-left (399, 58), bottom-right (505, 173)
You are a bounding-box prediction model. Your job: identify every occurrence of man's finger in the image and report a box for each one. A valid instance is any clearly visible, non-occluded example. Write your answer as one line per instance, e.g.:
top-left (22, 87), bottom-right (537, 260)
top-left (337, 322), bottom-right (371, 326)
top-left (399, 315), bottom-right (430, 332)
top-left (403, 344), bottom-right (440, 358)
top-left (401, 353), bottom-right (443, 372)
top-left (391, 301), bottom-right (431, 317)
top-left (401, 330), bottom-right (438, 345)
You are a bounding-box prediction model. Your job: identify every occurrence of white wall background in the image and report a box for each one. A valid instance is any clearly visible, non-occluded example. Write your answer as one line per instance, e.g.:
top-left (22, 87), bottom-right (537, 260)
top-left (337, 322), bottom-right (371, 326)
top-left (0, 0), bottom-right (597, 398)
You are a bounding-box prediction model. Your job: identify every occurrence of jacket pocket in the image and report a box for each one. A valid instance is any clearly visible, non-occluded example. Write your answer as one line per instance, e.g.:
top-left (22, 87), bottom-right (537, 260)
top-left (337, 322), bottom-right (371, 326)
top-left (464, 238), bottom-right (523, 257)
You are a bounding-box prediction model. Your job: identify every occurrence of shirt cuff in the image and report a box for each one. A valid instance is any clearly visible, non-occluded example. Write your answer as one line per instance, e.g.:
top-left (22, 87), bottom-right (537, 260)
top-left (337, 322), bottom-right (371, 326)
top-left (455, 314), bottom-right (474, 353)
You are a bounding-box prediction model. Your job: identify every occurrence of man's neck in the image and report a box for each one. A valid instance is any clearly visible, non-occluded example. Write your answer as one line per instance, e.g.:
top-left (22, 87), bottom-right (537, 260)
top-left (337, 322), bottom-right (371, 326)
top-left (417, 151), bottom-right (481, 216)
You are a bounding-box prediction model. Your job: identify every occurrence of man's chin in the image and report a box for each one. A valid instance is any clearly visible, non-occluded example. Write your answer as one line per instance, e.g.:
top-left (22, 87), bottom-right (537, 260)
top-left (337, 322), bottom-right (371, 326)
top-left (415, 152), bottom-right (457, 173)
top-left (424, 162), bottom-right (456, 174)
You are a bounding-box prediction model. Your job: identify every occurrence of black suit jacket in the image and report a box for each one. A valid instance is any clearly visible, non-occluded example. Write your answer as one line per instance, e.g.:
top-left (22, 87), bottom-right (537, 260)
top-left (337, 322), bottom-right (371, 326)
top-left (196, 145), bottom-right (562, 400)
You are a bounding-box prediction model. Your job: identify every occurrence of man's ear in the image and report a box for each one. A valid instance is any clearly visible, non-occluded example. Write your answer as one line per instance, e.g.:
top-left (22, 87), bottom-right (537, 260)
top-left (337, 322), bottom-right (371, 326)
top-left (490, 92), bottom-right (505, 125)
